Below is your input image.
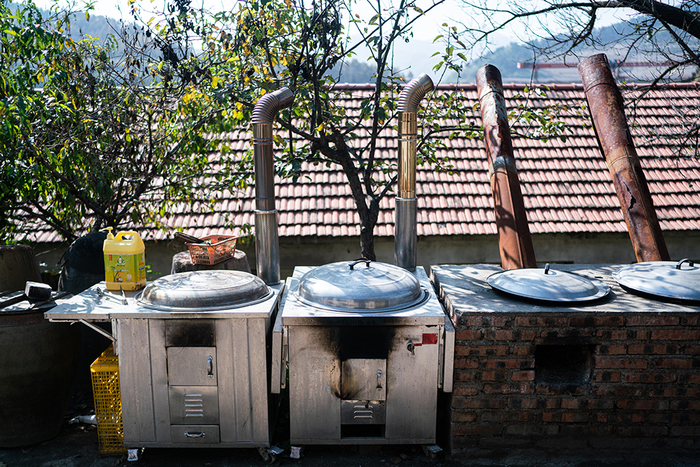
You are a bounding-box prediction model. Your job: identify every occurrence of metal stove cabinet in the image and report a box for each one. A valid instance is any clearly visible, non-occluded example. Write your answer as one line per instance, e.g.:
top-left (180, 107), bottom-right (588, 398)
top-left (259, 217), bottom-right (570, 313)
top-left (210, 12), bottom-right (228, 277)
top-left (271, 263), bottom-right (454, 446)
top-left (46, 271), bottom-right (283, 459)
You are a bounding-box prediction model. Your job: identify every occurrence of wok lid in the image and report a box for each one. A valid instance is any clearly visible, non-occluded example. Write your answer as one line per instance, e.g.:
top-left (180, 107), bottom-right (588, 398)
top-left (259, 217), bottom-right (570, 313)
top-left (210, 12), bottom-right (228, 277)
top-left (487, 264), bottom-right (610, 303)
top-left (613, 259), bottom-right (700, 302)
top-left (297, 260), bottom-right (426, 312)
top-left (137, 270), bottom-right (270, 311)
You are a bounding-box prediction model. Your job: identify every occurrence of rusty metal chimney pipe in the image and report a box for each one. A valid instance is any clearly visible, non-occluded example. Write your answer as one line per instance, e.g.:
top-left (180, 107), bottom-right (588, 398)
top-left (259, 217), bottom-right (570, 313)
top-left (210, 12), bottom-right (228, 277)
top-left (252, 87), bottom-right (294, 285)
top-left (475, 65), bottom-right (537, 270)
top-left (395, 73), bottom-right (434, 271)
top-left (578, 54), bottom-right (670, 262)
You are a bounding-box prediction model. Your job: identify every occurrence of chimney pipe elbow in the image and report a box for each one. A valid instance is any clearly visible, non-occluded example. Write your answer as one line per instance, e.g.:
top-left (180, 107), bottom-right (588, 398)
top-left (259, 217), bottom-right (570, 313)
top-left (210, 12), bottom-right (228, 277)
top-left (252, 87), bottom-right (294, 124)
top-left (397, 73), bottom-right (434, 113)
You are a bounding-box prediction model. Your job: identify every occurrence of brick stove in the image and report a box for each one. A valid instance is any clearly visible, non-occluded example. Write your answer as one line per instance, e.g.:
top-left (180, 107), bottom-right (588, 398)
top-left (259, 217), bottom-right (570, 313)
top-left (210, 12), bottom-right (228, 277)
top-left (430, 263), bottom-right (700, 457)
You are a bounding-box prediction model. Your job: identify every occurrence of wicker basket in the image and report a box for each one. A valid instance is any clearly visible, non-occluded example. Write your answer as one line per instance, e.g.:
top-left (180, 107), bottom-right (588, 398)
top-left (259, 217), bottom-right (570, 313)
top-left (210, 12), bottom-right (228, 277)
top-left (186, 235), bottom-right (238, 265)
top-left (90, 345), bottom-right (126, 456)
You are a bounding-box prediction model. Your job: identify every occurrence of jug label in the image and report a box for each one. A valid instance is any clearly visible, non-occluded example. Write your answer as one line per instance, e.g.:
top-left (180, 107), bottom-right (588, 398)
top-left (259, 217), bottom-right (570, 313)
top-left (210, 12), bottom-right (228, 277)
top-left (104, 252), bottom-right (146, 284)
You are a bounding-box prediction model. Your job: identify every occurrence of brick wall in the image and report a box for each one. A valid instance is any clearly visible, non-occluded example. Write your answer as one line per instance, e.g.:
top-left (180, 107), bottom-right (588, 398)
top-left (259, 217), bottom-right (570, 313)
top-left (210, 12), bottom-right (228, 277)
top-left (449, 311), bottom-right (700, 455)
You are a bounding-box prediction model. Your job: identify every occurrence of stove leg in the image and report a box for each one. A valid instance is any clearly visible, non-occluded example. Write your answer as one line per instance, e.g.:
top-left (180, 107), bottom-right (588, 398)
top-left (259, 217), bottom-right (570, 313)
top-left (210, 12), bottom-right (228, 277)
top-left (422, 444), bottom-right (443, 459)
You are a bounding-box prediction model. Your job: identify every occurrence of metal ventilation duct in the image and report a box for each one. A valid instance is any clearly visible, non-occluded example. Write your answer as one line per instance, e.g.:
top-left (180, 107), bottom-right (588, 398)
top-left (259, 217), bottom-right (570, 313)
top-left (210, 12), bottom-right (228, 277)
top-left (475, 65), bottom-right (537, 270)
top-left (578, 54), bottom-right (670, 262)
top-left (252, 87), bottom-right (294, 285)
top-left (395, 73), bottom-right (434, 271)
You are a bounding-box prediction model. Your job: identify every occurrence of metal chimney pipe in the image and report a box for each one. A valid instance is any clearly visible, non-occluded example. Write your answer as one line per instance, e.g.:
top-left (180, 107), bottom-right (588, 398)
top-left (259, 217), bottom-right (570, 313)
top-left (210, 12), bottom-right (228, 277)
top-left (475, 65), bottom-right (537, 270)
top-left (395, 73), bottom-right (434, 271)
top-left (578, 54), bottom-right (670, 262)
top-left (252, 87), bottom-right (294, 285)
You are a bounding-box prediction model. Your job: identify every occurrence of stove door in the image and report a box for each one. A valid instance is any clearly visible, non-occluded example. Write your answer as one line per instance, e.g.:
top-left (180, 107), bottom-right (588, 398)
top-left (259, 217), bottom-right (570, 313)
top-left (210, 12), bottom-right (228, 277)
top-left (341, 359), bottom-right (386, 401)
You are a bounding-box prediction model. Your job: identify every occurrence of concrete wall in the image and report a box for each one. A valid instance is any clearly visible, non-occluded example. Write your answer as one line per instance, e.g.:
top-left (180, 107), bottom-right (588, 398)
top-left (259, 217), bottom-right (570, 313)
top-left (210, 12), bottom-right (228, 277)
top-left (31, 230), bottom-right (700, 284)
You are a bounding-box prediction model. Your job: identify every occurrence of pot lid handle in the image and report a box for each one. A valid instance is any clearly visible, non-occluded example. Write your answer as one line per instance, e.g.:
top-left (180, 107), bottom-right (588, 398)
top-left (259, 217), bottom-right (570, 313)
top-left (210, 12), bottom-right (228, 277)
top-left (349, 259), bottom-right (372, 270)
top-left (544, 263), bottom-right (550, 275)
top-left (676, 258), bottom-right (694, 270)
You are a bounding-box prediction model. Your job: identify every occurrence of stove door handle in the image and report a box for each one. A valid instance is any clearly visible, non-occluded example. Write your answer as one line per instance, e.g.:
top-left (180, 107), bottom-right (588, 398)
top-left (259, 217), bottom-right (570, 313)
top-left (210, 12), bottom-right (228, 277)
top-left (207, 356), bottom-right (214, 377)
top-left (185, 431), bottom-right (206, 438)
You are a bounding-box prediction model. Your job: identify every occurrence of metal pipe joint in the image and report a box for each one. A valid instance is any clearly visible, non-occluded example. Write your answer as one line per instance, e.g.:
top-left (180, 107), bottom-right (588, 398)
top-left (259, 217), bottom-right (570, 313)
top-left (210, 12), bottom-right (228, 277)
top-left (395, 73), bottom-right (434, 271)
top-left (251, 87), bottom-right (294, 285)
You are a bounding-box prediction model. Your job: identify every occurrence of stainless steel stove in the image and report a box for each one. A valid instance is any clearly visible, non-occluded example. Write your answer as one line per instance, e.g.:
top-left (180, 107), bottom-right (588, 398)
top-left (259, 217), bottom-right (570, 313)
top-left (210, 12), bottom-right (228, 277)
top-left (271, 262), bottom-right (454, 445)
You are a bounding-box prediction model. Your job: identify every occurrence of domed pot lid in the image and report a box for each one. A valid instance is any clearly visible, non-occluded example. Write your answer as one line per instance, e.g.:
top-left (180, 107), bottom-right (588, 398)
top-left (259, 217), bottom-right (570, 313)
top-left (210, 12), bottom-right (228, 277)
top-left (487, 264), bottom-right (610, 303)
top-left (137, 270), bottom-right (270, 311)
top-left (612, 259), bottom-right (700, 302)
top-left (297, 260), bottom-right (427, 312)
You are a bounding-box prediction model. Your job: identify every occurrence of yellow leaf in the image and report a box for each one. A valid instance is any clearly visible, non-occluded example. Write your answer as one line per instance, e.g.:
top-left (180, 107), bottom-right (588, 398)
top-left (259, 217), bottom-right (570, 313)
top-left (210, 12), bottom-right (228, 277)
top-left (260, 88), bottom-right (267, 95)
top-left (212, 76), bottom-right (220, 88)
top-left (316, 123), bottom-right (324, 132)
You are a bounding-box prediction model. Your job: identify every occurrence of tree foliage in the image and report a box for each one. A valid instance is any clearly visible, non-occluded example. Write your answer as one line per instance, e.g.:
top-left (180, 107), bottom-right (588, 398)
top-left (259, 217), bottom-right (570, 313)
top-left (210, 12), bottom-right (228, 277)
top-left (0, 0), bottom-right (240, 243)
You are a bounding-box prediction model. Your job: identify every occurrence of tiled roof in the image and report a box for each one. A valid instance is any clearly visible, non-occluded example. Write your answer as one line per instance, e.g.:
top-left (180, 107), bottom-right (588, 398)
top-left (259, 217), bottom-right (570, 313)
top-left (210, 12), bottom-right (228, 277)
top-left (25, 82), bottom-right (700, 243)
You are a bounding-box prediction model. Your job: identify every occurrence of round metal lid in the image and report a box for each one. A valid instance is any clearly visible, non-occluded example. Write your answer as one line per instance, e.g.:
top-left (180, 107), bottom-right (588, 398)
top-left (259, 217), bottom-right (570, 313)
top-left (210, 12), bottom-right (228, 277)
top-left (137, 270), bottom-right (270, 311)
top-left (613, 259), bottom-right (700, 302)
top-left (487, 264), bottom-right (610, 303)
top-left (297, 260), bottom-right (426, 312)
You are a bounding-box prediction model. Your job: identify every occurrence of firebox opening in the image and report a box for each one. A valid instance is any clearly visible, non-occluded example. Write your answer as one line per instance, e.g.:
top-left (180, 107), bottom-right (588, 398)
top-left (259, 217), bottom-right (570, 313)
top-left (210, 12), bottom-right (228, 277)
top-left (341, 424), bottom-right (385, 439)
top-left (338, 326), bottom-right (394, 360)
top-left (535, 344), bottom-right (594, 385)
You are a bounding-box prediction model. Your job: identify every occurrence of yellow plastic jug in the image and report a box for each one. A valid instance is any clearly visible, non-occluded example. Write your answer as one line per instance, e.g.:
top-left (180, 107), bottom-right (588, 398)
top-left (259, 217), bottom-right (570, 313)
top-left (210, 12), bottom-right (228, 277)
top-left (102, 228), bottom-right (146, 291)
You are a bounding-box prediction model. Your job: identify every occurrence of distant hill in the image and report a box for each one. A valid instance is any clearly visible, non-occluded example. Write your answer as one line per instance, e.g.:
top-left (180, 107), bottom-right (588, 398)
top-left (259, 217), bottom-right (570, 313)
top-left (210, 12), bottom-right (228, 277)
top-left (459, 21), bottom-right (698, 84)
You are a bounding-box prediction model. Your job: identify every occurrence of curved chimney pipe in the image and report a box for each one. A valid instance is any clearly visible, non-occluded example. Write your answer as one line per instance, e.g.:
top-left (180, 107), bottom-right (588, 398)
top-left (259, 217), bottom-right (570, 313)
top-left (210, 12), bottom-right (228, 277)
top-left (475, 65), bottom-right (537, 270)
top-left (395, 73), bottom-right (434, 271)
top-left (578, 54), bottom-right (669, 262)
top-left (252, 87), bottom-right (294, 285)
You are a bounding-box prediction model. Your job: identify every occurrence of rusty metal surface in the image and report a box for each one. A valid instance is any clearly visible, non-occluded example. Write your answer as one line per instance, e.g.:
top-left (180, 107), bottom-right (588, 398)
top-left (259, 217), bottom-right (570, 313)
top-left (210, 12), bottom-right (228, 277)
top-left (475, 65), bottom-right (537, 270)
top-left (578, 54), bottom-right (670, 262)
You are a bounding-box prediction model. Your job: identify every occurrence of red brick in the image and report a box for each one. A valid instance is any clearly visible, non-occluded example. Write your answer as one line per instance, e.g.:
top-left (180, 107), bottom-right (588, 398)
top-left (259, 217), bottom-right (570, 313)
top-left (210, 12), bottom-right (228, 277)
top-left (593, 315), bottom-right (624, 326)
top-left (492, 317), bottom-right (511, 327)
top-left (616, 399), bottom-right (666, 410)
top-left (651, 329), bottom-right (700, 340)
top-left (561, 399), bottom-right (580, 409)
top-left (597, 344), bottom-right (627, 355)
top-left (598, 330), bottom-right (648, 340)
top-left (517, 398), bottom-right (538, 409)
top-left (456, 329), bottom-right (483, 340)
top-left (483, 359), bottom-right (525, 369)
top-left (686, 345), bottom-right (700, 355)
top-left (689, 374), bottom-right (700, 384)
top-left (680, 316), bottom-right (700, 326)
top-left (624, 372), bottom-right (677, 384)
top-left (461, 399), bottom-right (507, 409)
top-left (512, 345), bottom-right (534, 356)
top-left (464, 345), bottom-right (509, 356)
top-left (595, 357), bottom-right (648, 369)
top-left (452, 425), bottom-right (503, 436)
top-left (511, 371), bottom-right (535, 381)
top-left (494, 330), bottom-right (537, 341)
top-left (514, 316), bottom-right (569, 327)
top-left (651, 358), bottom-right (696, 369)
top-left (632, 414), bottom-right (645, 423)
top-left (481, 371), bottom-right (507, 381)
top-left (452, 411), bottom-right (478, 423)
top-left (626, 315), bottom-right (680, 326)
top-left (593, 371), bottom-right (622, 383)
top-left (452, 385), bottom-right (478, 396)
top-left (627, 344), bottom-right (679, 355)
top-left (455, 358), bottom-right (479, 369)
